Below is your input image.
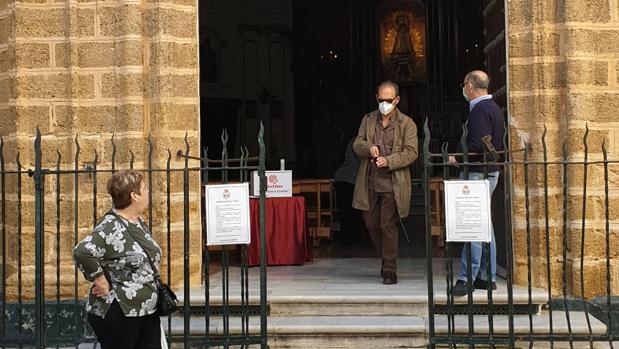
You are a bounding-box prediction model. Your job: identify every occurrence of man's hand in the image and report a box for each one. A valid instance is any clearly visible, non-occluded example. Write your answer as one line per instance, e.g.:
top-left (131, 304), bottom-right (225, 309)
top-left (370, 145), bottom-right (380, 158)
top-left (448, 155), bottom-right (459, 167)
top-left (375, 157), bottom-right (389, 168)
top-left (92, 274), bottom-right (110, 298)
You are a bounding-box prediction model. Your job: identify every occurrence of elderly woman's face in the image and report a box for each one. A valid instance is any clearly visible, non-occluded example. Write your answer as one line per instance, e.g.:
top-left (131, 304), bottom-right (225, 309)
top-left (131, 181), bottom-right (149, 213)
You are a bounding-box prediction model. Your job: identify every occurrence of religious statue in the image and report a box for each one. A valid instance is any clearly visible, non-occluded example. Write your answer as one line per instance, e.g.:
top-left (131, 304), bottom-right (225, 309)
top-left (390, 15), bottom-right (415, 81)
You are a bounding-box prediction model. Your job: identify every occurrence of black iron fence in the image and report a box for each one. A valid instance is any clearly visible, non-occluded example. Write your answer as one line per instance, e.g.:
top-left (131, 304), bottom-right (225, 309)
top-left (0, 127), bottom-right (268, 348)
top-left (423, 119), bottom-right (618, 348)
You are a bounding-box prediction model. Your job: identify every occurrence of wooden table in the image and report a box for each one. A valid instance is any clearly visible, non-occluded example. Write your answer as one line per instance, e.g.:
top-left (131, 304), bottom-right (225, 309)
top-left (292, 179), bottom-right (334, 246)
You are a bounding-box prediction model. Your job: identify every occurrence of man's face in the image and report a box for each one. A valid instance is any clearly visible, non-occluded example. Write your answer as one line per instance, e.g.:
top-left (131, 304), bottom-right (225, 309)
top-left (376, 86), bottom-right (399, 106)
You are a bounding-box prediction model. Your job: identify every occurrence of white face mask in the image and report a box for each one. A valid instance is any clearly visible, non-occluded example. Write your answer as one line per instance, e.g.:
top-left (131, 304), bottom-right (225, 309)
top-left (378, 101), bottom-right (395, 115)
top-left (462, 88), bottom-right (470, 102)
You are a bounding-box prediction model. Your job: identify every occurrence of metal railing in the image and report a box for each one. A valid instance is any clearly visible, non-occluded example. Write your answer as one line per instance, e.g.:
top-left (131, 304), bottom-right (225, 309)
top-left (423, 119), bottom-right (617, 348)
top-left (0, 126), bottom-right (268, 348)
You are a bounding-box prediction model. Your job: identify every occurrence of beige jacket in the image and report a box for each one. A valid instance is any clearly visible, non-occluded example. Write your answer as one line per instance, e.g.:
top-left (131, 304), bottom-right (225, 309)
top-left (352, 109), bottom-right (418, 217)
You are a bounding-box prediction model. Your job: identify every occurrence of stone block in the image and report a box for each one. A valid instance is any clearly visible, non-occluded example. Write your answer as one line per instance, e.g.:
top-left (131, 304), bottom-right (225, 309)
top-left (15, 7), bottom-right (67, 38)
top-left (149, 74), bottom-right (198, 99)
top-left (14, 7), bottom-right (94, 37)
top-left (150, 192), bottom-right (200, 227)
top-left (512, 224), bottom-right (565, 263)
top-left (150, 41), bottom-right (197, 68)
top-left (100, 135), bottom-right (147, 167)
top-left (144, 0), bottom-right (196, 6)
top-left (512, 192), bottom-right (565, 228)
top-left (566, 162), bottom-right (616, 190)
top-left (565, 29), bottom-right (619, 55)
top-left (514, 257), bottom-right (567, 296)
top-left (509, 126), bottom-right (568, 162)
top-left (565, 0), bottom-right (611, 23)
top-left (15, 42), bottom-right (50, 68)
top-left (567, 193), bottom-right (608, 222)
top-left (150, 102), bottom-right (198, 131)
top-left (149, 170), bottom-right (200, 198)
top-left (566, 60), bottom-right (609, 86)
top-left (565, 128), bottom-right (609, 155)
top-left (72, 6), bottom-right (95, 37)
top-left (509, 31), bottom-right (561, 58)
top-left (568, 227), bottom-right (619, 261)
top-left (55, 41), bottom-right (142, 68)
top-left (15, 105), bottom-right (50, 134)
top-left (51, 105), bottom-right (73, 134)
top-left (101, 73), bottom-right (143, 98)
top-left (566, 93), bottom-right (619, 124)
top-left (0, 14), bottom-right (14, 43)
top-left (72, 104), bottom-right (144, 134)
top-left (144, 7), bottom-right (196, 38)
top-left (15, 73), bottom-right (95, 99)
top-left (81, 41), bottom-right (141, 68)
top-left (148, 134), bottom-right (199, 165)
top-left (509, 62), bottom-right (566, 91)
top-left (98, 4), bottom-right (142, 37)
top-left (509, 94), bottom-right (563, 125)
top-left (0, 106), bottom-right (16, 135)
top-left (0, 76), bottom-right (15, 101)
top-left (0, 46), bottom-right (15, 72)
top-left (507, 0), bottom-right (565, 26)
top-left (571, 260), bottom-right (613, 299)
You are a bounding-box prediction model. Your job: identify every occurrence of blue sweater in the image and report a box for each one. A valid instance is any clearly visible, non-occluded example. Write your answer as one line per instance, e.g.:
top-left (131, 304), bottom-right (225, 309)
top-left (465, 98), bottom-right (505, 173)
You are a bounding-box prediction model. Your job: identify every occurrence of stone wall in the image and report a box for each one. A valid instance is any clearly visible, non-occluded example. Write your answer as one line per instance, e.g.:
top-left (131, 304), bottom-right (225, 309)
top-left (0, 0), bottom-right (201, 300)
top-left (507, 0), bottom-right (619, 298)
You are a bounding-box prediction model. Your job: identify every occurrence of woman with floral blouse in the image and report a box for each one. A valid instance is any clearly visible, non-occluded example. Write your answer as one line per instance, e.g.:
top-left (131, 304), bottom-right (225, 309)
top-left (74, 170), bottom-right (162, 349)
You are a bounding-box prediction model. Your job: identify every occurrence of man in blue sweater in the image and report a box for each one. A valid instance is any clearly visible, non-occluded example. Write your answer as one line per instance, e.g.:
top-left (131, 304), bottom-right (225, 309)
top-left (449, 70), bottom-right (505, 297)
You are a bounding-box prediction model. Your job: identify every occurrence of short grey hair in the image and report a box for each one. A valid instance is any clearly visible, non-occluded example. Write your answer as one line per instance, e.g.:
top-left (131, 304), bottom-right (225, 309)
top-left (464, 70), bottom-right (490, 90)
top-left (377, 80), bottom-right (399, 96)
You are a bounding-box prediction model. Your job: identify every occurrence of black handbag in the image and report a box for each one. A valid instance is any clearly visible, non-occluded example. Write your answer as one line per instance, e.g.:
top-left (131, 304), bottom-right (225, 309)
top-left (111, 212), bottom-right (179, 316)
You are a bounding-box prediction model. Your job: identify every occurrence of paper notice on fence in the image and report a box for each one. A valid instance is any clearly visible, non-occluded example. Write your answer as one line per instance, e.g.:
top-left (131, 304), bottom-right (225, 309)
top-left (205, 183), bottom-right (251, 246)
top-left (444, 180), bottom-right (492, 242)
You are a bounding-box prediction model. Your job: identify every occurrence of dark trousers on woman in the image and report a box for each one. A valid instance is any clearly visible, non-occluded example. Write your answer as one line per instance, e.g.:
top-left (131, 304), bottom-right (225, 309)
top-left (88, 300), bottom-right (161, 349)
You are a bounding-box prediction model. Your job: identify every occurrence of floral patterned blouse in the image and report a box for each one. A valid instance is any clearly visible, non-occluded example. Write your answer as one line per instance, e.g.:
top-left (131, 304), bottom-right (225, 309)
top-left (74, 210), bottom-right (162, 318)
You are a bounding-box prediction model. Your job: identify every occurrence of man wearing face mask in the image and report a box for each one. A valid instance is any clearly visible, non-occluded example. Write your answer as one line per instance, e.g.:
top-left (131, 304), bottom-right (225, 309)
top-left (352, 81), bottom-right (418, 285)
top-left (449, 70), bottom-right (505, 296)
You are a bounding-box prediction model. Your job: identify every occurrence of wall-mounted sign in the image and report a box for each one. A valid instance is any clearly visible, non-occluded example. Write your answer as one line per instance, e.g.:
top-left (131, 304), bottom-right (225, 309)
top-left (205, 183), bottom-right (251, 246)
top-left (444, 180), bottom-right (492, 242)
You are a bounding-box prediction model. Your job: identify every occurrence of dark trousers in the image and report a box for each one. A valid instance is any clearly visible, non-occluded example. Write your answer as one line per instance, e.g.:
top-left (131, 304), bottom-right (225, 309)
top-left (334, 182), bottom-right (363, 243)
top-left (88, 300), bottom-right (161, 349)
top-left (362, 189), bottom-right (399, 273)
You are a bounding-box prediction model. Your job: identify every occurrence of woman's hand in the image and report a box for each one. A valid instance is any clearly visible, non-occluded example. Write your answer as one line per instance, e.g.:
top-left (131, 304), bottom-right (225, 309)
top-left (92, 274), bottom-right (110, 298)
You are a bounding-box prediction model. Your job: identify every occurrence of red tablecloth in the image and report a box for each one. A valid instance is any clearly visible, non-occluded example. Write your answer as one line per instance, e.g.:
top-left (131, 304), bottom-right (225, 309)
top-left (248, 197), bottom-right (312, 266)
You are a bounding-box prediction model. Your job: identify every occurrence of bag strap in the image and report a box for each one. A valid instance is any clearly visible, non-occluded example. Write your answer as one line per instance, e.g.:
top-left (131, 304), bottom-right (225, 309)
top-left (109, 211), bottom-right (161, 279)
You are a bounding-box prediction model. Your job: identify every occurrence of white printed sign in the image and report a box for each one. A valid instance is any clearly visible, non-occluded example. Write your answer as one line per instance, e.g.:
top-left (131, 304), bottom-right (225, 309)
top-left (444, 180), bottom-right (492, 242)
top-left (204, 183), bottom-right (251, 245)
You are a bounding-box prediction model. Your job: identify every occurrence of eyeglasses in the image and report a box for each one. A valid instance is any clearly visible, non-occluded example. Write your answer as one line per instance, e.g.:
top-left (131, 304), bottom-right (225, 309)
top-left (377, 98), bottom-right (395, 103)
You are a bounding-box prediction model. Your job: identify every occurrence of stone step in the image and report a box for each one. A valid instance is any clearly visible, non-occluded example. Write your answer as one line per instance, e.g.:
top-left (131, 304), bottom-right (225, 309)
top-left (162, 312), bottom-right (609, 349)
top-left (165, 315), bottom-right (428, 348)
top-left (178, 285), bottom-right (548, 316)
top-left (433, 311), bottom-right (607, 335)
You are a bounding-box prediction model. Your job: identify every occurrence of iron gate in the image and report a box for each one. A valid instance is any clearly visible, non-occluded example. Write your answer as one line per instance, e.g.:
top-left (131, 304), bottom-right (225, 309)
top-left (423, 119), bottom-right (617, 348)
top-left (0, 126), bottom-right (268, 348)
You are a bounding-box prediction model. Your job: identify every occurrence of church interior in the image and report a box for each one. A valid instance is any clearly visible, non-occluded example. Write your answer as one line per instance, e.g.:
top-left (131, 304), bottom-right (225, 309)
top-left (199, 0), bottom-right (506, 256)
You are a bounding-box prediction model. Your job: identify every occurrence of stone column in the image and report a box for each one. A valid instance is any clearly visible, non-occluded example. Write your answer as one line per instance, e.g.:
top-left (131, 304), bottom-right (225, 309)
top-left (508, 0), bottom-right (619, 298)
top-left (0, 0), bottom-right (200, 299)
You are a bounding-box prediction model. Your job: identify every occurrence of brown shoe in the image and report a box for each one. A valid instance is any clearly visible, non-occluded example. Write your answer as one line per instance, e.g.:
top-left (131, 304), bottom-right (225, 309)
top-left (382, 271), bottom-right (397, 285)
